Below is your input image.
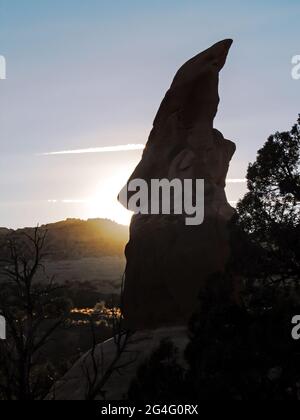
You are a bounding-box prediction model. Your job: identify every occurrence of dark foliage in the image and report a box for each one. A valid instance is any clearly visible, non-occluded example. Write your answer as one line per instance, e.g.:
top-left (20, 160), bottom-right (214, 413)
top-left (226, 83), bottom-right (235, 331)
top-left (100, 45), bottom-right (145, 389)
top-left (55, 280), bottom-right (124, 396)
top-left (236, 115), bottom-right (300, 286)
top-left (185, 273), bottom-right (300, 400)
top-left (128, 339), bottom-right (186, 402)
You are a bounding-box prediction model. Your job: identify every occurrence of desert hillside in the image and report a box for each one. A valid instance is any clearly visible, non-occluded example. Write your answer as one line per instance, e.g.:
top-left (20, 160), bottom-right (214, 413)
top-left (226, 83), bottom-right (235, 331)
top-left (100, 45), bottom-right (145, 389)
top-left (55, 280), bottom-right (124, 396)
top-left (0, 218), bottom-right (128, 258)
top-left (31, 218), bottom-right (127, 259)
top-left (0, 218), bottom-right (128, 293)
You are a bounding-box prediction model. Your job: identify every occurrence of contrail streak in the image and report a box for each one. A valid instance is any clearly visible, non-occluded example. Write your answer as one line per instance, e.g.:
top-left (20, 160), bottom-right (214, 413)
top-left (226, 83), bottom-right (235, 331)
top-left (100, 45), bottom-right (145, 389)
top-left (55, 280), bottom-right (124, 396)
top-left (41, 145), bottom-right (247, 184)
top-left (41, 144), bottom-right (145, 155)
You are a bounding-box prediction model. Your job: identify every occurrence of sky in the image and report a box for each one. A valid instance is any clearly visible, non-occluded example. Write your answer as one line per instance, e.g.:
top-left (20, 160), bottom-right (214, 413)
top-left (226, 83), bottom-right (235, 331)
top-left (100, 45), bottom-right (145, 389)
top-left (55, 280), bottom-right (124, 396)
top-left (0, 0), bottom-right (299, 228)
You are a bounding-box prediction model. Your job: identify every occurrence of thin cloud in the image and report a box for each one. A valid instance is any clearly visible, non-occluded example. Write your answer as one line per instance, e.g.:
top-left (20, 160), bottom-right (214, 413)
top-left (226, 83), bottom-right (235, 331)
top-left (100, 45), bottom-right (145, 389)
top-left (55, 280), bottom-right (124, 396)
top-left (48, 199), bottom-right (88, 204)
top-left (42, 145), bottom-right (247, 185)
top-left (41, 144), bottom-right (145, 155)
top-left (43, 144), bottom-right (247, 185)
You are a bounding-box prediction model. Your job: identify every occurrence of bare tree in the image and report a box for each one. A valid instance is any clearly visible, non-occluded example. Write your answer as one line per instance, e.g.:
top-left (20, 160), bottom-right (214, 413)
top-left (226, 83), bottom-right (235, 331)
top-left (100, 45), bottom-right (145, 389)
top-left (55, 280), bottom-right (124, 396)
top-left (0, 227), bottom-right (70, 400)
top-left (81, 276), bottom-right (137, 400)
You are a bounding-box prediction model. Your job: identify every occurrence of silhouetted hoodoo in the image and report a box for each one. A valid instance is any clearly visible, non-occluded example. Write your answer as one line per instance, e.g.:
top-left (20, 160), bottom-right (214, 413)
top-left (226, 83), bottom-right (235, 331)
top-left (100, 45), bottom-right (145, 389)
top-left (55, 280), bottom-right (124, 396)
top-left (119, 40), bottom-right (236, 329)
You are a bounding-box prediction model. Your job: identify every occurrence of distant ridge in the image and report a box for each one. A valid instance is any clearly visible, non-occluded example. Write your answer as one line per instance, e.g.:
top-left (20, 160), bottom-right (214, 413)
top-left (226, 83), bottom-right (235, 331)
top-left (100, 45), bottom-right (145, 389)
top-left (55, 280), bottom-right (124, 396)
top-left (0, 218), bottom-right (129, 260)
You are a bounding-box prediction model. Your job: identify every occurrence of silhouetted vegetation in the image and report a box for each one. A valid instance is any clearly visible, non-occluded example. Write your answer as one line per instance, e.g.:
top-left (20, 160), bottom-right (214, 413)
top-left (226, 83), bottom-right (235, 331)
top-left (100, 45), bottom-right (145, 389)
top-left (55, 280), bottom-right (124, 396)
top-left (128, 338), bottom-right (186, 402)
top-left (0, 228), bottom-right (71, 400)
top-left (236, 115), bottom-right (300, 288)
top-left (0, 227), bottom-right (121, 400)
top-left (128, 116), bottom-right (300, 401)
top-left (82, 311), bottom-right (134, 401)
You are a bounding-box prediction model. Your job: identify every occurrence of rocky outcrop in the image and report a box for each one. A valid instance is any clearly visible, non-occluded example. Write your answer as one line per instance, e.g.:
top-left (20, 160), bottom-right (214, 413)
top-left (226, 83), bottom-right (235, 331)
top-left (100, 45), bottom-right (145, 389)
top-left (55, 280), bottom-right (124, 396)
top-left (47, 327), bottom-right (188, 400)
top-left (119, 40), bottom-right (236, 329)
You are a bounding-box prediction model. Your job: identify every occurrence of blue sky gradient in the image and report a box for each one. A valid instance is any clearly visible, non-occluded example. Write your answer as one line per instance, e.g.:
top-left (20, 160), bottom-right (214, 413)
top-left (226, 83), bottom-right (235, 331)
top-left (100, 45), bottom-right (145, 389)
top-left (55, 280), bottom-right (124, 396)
top-left (0, 0), bottom-right (299, 227)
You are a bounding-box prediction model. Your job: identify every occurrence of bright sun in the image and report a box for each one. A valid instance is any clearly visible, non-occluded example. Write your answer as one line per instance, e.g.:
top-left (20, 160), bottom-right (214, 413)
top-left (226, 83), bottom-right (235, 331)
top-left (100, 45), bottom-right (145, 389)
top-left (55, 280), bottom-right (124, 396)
top-left (87, 170), bottom-right (133, 226)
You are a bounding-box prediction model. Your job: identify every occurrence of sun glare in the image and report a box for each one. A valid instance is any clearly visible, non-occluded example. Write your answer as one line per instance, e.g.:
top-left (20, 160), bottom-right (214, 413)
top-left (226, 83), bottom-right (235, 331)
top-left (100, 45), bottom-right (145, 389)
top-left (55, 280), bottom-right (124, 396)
top-left (87, 169), bottom-right (133, 226)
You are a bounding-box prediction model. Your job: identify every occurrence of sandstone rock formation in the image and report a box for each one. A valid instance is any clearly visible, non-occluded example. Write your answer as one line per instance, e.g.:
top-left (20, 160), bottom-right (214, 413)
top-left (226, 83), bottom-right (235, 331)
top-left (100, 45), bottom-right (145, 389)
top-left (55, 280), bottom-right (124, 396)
top-left (47, 326), bottom-right (188, 400)
top-left (119, 40), bottom-right (236, 330)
